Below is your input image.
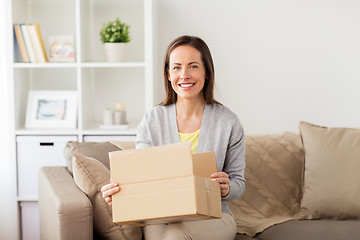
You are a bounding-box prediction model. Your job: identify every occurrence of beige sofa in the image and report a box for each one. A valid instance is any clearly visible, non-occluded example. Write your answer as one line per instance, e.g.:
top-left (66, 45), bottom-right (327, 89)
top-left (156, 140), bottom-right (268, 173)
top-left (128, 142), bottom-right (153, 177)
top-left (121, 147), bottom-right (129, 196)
top-left (38, 122), bottom-right (360, 240)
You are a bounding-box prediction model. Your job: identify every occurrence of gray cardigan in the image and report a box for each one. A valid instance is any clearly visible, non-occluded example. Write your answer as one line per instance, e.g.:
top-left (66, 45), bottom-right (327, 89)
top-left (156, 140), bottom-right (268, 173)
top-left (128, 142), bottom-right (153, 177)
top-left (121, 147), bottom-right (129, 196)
top-left (136, 103), bottom-right (246, 214)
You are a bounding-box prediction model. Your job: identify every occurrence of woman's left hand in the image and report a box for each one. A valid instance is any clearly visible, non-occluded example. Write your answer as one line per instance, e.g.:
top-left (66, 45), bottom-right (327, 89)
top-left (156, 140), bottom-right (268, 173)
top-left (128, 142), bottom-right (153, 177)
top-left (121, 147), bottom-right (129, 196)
top-left (211, 172), bottom-right (230, 197)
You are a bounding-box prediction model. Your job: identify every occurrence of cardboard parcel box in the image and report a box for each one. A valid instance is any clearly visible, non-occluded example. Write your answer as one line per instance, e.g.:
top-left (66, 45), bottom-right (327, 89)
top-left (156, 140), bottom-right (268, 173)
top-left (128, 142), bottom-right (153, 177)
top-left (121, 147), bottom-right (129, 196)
top-left (109, 142), bottom-right (222, 226)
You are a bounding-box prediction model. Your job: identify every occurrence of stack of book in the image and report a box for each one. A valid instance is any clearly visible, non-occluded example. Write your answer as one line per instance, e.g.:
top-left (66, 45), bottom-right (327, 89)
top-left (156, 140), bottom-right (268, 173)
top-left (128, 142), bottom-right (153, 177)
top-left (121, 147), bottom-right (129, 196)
top-left (14, 23), bottom-right (48, 63)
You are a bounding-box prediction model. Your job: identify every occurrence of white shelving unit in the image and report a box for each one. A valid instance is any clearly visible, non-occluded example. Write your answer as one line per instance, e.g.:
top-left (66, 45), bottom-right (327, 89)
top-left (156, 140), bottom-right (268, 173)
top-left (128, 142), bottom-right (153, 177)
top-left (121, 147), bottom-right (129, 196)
top-left (9, 0), bottom-right (155, 239)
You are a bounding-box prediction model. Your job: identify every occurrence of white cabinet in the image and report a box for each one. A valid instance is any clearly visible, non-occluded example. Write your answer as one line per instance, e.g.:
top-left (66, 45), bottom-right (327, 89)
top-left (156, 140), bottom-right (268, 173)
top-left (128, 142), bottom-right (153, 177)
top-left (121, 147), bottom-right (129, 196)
top-left (16, 136), bottom-right (78, 199)
top-left (17, 135), bottom-right (77, 240)
top-left (9, 0), bottom-right (155, 239)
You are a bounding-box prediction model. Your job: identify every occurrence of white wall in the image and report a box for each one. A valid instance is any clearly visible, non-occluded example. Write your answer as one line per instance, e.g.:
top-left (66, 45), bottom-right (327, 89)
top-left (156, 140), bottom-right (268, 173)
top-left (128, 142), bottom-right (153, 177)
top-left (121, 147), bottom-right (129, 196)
top-left (0, 0), bottom-right (18, 238)
top-left (155, 0), bottom-right (360, 134)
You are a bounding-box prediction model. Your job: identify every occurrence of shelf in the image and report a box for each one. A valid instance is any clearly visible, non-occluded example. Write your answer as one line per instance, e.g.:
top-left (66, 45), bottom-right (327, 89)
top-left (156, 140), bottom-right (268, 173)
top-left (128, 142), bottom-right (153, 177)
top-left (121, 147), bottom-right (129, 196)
top-left (82, 123), bottom-right (137, 135)
top-left (81, 62), bottom-right (145, 68)
top-left (13, 62), bottom-right (146, 68)
top-left (17, 197), bottom-right (38, 202)
top-left (13, 62), bottom-right (78, 68)
top-left (15, 127), bottom-right (137, 136)
top-left (15, 128), bottom-right (79, 136)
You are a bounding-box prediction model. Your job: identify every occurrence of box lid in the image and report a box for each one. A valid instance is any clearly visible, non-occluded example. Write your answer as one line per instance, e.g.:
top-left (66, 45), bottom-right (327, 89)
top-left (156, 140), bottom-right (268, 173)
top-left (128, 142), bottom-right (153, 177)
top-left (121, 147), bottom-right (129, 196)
top-left (110, 142), bottom-right (217, 185)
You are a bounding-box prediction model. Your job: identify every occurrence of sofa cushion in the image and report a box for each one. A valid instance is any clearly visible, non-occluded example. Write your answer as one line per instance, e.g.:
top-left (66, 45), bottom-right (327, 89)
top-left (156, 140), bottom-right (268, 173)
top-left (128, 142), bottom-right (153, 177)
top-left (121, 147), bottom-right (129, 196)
top-left (72, 153), bottom-right (142, 240)
top-left (235, 233), bottom-right (259, 240)
top-left (298, 121), bottom-right (360, 219)
top-left (255, 219), bottom-right (360, 240)
top-left (228, 132), bottom-right (304, 237)
top-left (64, 141), bottom-right (120, 174)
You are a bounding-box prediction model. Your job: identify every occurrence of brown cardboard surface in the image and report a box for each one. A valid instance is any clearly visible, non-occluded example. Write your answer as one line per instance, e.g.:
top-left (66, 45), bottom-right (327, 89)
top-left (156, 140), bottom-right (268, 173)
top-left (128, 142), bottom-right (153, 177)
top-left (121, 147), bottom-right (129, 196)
top-left (194, 176), bottom-right (222, 218)
top-left (112, 176), bottom-right (221, 225)
top-left (109, 142), bottom-right (193, 185)
top-left (110, 142), bottom-right (221, 225)
top-left (192, 151), bottom-right (218, 178)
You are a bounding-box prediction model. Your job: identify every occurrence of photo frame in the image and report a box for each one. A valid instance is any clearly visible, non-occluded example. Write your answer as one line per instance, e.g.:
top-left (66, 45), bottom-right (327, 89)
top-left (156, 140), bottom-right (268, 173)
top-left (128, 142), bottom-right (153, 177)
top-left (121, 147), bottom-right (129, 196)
top-left (48, 35), bottom-right (75, 62)
top-left (25, 91), bottom-right (77, 129)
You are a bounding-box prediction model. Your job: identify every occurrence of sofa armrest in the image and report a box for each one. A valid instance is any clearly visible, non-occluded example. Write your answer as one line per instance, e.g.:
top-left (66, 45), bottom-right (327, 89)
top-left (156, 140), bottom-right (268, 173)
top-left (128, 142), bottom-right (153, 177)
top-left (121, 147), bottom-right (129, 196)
top-left (39, 167), bottom-right (93, 240)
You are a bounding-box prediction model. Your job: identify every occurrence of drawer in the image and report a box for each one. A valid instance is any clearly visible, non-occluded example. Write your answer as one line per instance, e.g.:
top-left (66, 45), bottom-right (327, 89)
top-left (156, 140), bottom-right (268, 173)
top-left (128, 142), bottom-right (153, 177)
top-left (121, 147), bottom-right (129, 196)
top-left (17, 135), bottom-right (77, 198)
top-left (83, 135), bottom-right (136, 142)
top-left (20, 201), bottom-right (39, 240)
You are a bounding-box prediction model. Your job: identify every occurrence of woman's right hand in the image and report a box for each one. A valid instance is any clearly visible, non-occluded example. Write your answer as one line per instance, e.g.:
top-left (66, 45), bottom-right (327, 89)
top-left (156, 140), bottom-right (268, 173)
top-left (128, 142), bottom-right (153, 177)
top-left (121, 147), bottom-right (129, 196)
top-left (101, 182), bottom-right (121, 206)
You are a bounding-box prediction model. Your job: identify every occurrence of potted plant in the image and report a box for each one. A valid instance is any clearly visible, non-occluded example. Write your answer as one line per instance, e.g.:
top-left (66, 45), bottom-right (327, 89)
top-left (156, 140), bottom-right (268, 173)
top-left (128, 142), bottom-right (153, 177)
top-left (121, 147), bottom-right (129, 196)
top-left (100, 17), bottom-right (130, 62)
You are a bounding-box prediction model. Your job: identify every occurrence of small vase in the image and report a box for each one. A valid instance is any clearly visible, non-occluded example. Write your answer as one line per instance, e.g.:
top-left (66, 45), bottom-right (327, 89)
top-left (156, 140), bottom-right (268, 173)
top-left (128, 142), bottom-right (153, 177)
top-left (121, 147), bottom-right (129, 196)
top-left (104, 42), bottom-right (127, 62)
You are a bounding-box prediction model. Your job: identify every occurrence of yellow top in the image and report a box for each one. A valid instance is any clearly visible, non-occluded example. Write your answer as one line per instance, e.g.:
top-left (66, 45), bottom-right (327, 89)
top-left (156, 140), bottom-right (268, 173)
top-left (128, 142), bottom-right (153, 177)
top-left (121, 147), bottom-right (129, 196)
top-left (178, 129), bottom-right (200, 153)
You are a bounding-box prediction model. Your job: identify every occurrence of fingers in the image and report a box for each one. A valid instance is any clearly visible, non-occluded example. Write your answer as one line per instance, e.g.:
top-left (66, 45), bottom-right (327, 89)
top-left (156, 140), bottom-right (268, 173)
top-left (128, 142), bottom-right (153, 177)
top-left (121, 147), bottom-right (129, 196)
top-left (211, 172), bottom-right (230, 184)
top-left (219, 182), bottom-right (230, 197)
top-left (105, 196), bottom-right (112, 205)
top-left (100, 182), bottom-right (118, 193)
top-left (101, 183), bottom-right (121, 205)
top-left (211, 172), bottom-right (230, 197)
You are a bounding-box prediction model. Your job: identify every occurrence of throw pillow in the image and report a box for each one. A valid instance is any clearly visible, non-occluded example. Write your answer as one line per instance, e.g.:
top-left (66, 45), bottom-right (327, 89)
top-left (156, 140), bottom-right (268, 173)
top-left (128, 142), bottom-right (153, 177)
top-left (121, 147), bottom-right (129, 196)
top-left (72, 153), bottom-right (142, 240)
top-left (64, 141), bottom-right (120, 174)
top-left (298, 121), bottom-right (360, 219)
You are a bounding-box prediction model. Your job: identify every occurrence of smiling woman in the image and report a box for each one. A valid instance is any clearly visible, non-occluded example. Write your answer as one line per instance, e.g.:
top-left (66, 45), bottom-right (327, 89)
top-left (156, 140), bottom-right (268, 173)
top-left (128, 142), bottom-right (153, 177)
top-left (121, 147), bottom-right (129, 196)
top-left (101, 35), bottom-right (246, 240)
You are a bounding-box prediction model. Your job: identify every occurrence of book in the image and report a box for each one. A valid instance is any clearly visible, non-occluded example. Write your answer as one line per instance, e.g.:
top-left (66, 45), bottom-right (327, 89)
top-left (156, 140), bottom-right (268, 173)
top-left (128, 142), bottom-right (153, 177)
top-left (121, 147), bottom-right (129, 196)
top-left (20, 24), bottom-right (37, 63)
top-left (48, 35), bottom-right (75, 62)
top-left (33, 24), bottom-right (48, 62)
top-left (13, 24), bottom-right (30, 63)
top-left (27, 24), bottom-right (47, 63)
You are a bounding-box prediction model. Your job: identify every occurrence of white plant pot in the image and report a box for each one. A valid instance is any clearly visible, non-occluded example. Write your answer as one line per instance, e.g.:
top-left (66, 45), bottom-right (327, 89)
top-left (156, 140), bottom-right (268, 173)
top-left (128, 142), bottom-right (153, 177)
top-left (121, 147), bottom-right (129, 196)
top-left (104, 43), bottom-right (127, 62)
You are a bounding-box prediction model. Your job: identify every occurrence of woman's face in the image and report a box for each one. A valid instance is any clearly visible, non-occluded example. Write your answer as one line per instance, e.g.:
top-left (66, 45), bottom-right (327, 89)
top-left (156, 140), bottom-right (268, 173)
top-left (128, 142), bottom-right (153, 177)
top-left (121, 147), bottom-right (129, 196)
top-left (168, 45), bottom-right (206, 102)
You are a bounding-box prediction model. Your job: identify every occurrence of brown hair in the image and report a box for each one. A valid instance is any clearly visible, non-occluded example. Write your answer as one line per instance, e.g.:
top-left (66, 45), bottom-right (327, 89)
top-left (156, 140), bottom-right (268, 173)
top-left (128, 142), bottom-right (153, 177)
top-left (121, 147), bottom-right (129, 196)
top-left (160, 35), bottom-right (219, 105)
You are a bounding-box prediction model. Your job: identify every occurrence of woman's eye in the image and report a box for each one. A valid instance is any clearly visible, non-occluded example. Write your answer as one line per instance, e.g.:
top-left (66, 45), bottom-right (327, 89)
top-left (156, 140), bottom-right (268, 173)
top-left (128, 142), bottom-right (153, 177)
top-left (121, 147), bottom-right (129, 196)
top-left (190, 65), bottom-right (198, 69)
top-left (173, 66), bottom-right (180, 70)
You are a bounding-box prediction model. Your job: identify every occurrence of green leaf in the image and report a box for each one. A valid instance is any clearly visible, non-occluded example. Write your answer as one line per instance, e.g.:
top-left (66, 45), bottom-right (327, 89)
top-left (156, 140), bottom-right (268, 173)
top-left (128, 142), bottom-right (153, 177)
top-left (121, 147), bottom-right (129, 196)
top-left (99, 17), bottom-right (131, 43)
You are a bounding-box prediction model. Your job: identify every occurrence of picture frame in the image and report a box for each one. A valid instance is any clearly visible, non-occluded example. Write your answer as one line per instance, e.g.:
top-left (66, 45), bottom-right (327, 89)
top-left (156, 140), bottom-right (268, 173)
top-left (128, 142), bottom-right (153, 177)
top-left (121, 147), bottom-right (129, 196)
top-left (48, 35), bottom-right (75, 62)
top-left (25, 91), bottom-right (77, 129)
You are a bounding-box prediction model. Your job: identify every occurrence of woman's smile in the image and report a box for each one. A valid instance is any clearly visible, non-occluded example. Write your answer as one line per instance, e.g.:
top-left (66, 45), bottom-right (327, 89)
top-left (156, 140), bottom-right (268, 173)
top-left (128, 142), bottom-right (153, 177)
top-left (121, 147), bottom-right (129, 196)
top-left (178, 83), bottom-right (196, 88)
